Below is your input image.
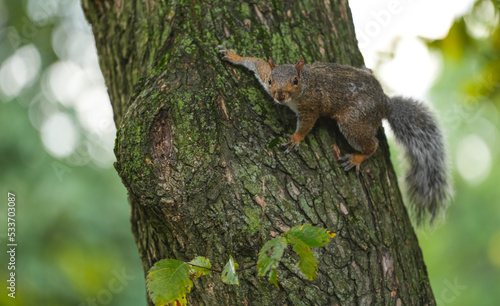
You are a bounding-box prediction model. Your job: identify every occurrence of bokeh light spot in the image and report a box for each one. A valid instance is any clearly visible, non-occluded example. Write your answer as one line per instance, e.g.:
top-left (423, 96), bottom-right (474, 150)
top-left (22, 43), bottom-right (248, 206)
top-left (44, 60), bottom-right (87, 107)
top-left (41, 112), bottom-right (79, 158)
top-left (0, 44), bottom-right (41, 100)
top-left (456, 134), bottom-right (491, 184)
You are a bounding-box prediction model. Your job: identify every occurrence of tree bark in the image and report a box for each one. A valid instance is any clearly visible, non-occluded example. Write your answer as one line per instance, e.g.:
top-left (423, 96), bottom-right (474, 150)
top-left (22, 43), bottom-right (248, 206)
top-left (83, 0), bottom-right (435, 305)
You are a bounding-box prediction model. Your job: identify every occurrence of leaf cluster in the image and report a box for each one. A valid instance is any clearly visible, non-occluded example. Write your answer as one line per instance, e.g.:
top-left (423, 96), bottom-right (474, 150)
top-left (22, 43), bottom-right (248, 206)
top-left (146, 225), bottom-right (335, 305)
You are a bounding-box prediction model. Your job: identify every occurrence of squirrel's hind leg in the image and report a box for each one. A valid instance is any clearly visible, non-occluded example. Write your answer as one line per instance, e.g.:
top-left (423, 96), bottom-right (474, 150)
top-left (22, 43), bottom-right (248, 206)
top-left (337, 124), bottom-right (378, 173)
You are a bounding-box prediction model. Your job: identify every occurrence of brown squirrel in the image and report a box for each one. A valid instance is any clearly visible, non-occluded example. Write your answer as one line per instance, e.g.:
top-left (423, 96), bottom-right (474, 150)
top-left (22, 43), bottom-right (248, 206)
top-left (218, 46), bottom-right (451, 224)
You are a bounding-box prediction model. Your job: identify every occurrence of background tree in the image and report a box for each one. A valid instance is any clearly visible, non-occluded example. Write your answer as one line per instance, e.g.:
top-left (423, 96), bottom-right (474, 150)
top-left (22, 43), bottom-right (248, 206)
top-left (82, 0), bottom-right (436, 304)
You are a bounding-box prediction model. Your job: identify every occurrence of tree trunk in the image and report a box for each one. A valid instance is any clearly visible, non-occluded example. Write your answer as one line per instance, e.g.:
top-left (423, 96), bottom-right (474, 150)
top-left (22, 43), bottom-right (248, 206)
top-left (83, 0), bottom-right (435, 305)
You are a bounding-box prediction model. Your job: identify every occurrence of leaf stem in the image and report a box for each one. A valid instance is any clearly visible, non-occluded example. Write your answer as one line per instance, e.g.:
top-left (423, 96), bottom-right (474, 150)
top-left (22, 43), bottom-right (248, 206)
top-left (187, 262), bottom-right (257, 274)
top-left (235, 263), bottom-right (257, 272)
top-left (188, 263), bottom-right (222, 273)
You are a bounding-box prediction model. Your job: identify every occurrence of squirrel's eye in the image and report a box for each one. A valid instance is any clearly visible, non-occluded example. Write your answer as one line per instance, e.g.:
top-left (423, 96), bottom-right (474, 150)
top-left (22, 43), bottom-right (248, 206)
top-left (293, 77), bottom-right (299, 85)
top-left (268, 78), bottom-right (272, 85)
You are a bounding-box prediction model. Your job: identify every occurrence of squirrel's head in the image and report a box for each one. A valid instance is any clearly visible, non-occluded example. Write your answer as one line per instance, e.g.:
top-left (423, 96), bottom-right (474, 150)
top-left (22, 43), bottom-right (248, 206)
top-left (267, 58), bottom-right (304, 104)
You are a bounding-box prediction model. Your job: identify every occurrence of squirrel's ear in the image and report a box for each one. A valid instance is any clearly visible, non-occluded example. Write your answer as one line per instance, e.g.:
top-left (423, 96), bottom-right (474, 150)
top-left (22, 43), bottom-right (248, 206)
top-left (268, 57), bottom-right (276, 70)
top-left (295, 58), bottom-right (305, 76)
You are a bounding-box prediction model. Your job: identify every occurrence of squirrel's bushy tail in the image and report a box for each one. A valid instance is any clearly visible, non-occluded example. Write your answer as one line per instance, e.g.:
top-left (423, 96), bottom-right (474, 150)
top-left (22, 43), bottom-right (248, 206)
top-left (387, 96), bottom-right (451, 224)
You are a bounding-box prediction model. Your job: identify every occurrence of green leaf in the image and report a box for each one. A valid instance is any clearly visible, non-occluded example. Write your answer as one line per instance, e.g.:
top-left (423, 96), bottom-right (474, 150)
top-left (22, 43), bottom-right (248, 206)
top-left (221, 256), bottom-right (239, 285)
top-left (285, 225), bottom-right (336, 281)
top-left (290, 240), bottom-right (318, 281)
top-left (268, 267), bottom-right (279, 288)
top-left (286, 224), bottom-right (334, 247)
top-left (146, 259), bottom-right (192, 306)
top-left (257, 236), bottom-right (287, 288)
top-left (257, 236), bottom-right (287, 275)
top-left (188, 256), bottom-right (212, 278)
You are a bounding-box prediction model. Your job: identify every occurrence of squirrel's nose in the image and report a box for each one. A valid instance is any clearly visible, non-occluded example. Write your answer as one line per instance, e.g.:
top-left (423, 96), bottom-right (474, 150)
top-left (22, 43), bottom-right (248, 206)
top-left (277, 90), bottom-right (285, 101)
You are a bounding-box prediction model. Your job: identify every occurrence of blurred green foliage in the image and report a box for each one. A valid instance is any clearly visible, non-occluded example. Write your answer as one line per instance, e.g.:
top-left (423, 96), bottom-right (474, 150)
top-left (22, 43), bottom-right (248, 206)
top-left (398, 0), bottom-right (500, 305)
top-left (0, 0), bottom-right (498, 305)
top-left (0, 0), bottom-right (146, 305)
top-left (0, 100), bottom-right (146, 306)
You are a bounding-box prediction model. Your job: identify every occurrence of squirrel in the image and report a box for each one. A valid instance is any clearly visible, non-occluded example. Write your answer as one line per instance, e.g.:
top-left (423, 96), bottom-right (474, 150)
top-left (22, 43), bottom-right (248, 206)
top-left (218, 45), bottom-right (451, 224)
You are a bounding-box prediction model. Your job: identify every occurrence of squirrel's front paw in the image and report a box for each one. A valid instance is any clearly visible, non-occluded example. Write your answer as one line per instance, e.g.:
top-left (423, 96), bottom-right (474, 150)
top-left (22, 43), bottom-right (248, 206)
top-left (218, 45), bottom-right (240, 62)
top-left (281, 133), bottom-right (300, 154)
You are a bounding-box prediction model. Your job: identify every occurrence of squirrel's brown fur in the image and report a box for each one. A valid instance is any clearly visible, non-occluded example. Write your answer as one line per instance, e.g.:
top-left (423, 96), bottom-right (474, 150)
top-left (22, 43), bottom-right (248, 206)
top-left (219, 46), bottom-right (451, 224)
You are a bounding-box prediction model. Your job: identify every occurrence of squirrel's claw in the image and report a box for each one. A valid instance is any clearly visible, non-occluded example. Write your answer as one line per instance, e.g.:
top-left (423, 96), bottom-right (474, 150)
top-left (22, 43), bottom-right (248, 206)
top-left (217, 45), bottom-right (228, 54)
top-left (218, 45), bottom-right (236, 61)
top-left (282, 134), bottom-right (300, 154)
top-left (339, 154), bottom-right (360, 174)
top-left (284, 142), bottom-right (299, 154)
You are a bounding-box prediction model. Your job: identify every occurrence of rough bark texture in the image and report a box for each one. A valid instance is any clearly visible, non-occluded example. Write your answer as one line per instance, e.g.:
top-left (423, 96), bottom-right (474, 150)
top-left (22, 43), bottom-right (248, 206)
top-left (83, 0), bottom-right (435, 305)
